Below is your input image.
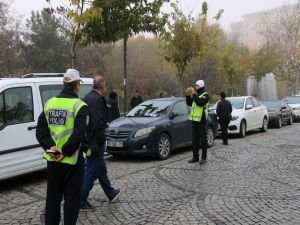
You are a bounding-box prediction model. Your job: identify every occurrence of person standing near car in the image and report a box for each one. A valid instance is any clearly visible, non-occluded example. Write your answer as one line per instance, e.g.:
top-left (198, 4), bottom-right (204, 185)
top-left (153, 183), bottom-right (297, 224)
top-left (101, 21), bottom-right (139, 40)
top-left (186, 80), bottom-right (209, 165)
top-left (36, 69), bottom-right (88, 225)
top-left (80, 76), bottom-right (120, 211)
top-left (216, 92), bottom-right (232, 145)
top-left (130, 90), bottom-right (143, 109)
top-left (107, 91), bottom-right (120, 123)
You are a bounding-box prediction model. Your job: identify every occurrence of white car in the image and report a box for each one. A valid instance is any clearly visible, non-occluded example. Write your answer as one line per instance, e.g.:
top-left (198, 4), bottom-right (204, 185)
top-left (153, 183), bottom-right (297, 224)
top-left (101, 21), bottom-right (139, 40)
top-left (212, 96), bottom-right (269, 138)
top-left (282, 96), bottom-right (300, 121)
top-left (0, 74), bottom-right (93, 180)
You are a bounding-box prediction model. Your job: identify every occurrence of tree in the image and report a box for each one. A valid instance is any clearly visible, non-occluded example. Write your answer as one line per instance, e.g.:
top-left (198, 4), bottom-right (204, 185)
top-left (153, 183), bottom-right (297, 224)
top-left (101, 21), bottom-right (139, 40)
top-left (219, 44), bottom-right (250, 96)
top-left (81, 0), bottom-right (168, 111)
top-left (0, 2), bottom-right (22, 75)
top-left (160, 1), bottom-right (223, 94)
top-left (22, 11), bottom-right (71, 72)
top-left (45, 0), bottom-right (101, 67)
top-left (262, 1), bottom-right (300, 94)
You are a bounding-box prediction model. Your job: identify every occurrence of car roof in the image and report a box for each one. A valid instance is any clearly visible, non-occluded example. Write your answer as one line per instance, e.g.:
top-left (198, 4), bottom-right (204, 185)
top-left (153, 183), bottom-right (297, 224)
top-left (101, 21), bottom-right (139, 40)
top-left (0, 77), bottom-right (93, 86)
top-left (227, 96), bottom-right (250, 100)
top-left (145, 97), bottom-right (185, 102)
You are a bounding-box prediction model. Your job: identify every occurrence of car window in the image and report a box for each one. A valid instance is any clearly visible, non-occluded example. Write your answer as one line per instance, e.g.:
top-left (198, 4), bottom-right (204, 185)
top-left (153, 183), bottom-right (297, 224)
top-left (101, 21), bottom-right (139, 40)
top-left (0, 93), bottom-right (4, 128)
top-left (3, 87), bottom-right (34, 126)
top-left (126, 100), bottom-right (172, 117)
top-left (227, 98), bottom-right (244, 109)
top-left (283, 96), bottom-right (300, 104)
top-left (251, 97), bottom-right (261, 107)
top-left (39, 84), bottom-right (92, 105)
top-left (245, 98), bottom-right (253, 108)
top-left (172, 101), bottom-right (188, 116)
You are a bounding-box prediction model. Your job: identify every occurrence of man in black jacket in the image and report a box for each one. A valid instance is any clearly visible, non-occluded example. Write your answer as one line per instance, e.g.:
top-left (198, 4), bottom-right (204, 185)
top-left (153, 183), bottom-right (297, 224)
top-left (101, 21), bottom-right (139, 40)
top-left (36, 69), bottom-right (88, 225)
top-left (107, 91), bottom-right (120, 123)
top-left (130, 90), bottom-right (143, 109)
top-left (80, 76), bottom-right (120, 211)
top-left (216, 92), bottom-right (232, 145)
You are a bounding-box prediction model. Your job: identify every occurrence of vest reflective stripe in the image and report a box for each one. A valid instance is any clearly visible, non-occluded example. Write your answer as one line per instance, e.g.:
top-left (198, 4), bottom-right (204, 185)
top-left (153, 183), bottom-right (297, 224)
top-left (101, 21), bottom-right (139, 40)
top-left (43, 98), bottom-right (87, 165)
top-left (189, 92), bottom-right (209, 122)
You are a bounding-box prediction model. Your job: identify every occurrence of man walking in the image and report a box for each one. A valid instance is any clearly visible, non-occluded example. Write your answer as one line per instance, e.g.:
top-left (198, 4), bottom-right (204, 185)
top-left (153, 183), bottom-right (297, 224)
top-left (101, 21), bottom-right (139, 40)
top-left (130, 90), bottom-right (143, 109)
top-left (216, 92), bottom-right (232, 145)
top-left (80, 76), bottom-right (120, 211)
top-left (186, 80), bottom-right (209, 165)
top-left (36, 69), bottom-right (88, 225)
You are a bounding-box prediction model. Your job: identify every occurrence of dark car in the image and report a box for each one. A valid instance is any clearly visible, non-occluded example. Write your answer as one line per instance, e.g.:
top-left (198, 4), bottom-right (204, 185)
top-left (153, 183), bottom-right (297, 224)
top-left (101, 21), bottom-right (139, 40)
top-left (262, 100), bottom-right (293, 128)
top-left (106, 97), bottom-right (218, 160)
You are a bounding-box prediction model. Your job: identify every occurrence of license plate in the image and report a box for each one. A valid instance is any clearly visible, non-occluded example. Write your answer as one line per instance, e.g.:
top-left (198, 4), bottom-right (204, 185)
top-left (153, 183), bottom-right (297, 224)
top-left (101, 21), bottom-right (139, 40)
top-left (107, 141), bottom-right (123, 148)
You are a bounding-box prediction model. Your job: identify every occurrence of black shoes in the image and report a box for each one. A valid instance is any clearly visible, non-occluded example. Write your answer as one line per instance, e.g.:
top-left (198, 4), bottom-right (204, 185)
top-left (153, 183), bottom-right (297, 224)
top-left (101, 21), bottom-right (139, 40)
top-left (222, 142), bottom-right (228, 145)
top-left (188, 158), bottom-right (199, 163)
top-left (110, 189), bottom-right (121, 203)
top-left (199, 159), bottom-right (206, 165)
top-left (80, 201), bottom-right (96, 212)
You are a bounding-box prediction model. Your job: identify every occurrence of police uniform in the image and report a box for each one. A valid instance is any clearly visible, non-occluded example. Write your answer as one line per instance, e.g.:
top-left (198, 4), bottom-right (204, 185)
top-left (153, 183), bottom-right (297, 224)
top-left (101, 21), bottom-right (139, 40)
top-left (186, 89), bottom-right (209, 163)
top-left (36, 88), bottom-right (88, 225)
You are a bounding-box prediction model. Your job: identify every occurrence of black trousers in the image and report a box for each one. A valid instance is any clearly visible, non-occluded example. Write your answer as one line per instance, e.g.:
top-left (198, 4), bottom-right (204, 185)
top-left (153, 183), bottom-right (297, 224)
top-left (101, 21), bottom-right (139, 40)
top-left (192, 120), bottom-right (207, 160)
top-left (45, 157), bottom-right (84, 225)
top-left (219, 119), bottom-right (230, 144)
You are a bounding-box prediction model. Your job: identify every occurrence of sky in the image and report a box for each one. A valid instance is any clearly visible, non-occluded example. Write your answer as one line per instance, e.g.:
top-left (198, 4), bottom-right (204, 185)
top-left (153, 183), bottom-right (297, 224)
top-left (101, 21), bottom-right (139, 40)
top-left (8, 0), bottom-right (298, 31)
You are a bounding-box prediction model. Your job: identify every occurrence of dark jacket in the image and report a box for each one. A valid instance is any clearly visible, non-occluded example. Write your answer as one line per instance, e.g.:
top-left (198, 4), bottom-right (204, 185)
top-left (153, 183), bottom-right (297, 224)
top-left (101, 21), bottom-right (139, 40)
top-left (83, 90), bottom-right (108, 153)
top-left (36, 88), bottom-right (88, 157)
top-left (107, 92), bottom-right (120, 123)
top-left (216, 98), bottom-right (232, 121)
top-left (186, 88), bottom-right (209, 121)
top-left (130, 95), bottom-right (143, 109)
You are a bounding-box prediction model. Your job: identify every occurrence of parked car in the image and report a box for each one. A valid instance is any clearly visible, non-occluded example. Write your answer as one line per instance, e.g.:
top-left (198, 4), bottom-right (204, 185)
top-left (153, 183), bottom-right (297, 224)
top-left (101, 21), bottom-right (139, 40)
top-left (282, 96), bottom-right (300, 121)
top-left (0, 74), bottom-right (93, 180)
top-left (262, 100), bottom-right (293, 128)
top-left (106, 97), bottom-right (218, 160)
top-left (211, 96), bottom-right (269, 138)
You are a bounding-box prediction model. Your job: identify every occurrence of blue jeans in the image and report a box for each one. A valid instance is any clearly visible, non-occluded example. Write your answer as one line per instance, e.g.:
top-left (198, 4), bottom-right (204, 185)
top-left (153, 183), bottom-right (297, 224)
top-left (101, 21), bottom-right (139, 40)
top-left (81, 143), bottom-right (116, 206)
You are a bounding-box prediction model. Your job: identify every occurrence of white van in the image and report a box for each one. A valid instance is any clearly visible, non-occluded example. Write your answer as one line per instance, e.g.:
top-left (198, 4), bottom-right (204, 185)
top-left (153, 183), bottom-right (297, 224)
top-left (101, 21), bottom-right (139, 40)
top-left (0, 74), bottom-right (93, 180)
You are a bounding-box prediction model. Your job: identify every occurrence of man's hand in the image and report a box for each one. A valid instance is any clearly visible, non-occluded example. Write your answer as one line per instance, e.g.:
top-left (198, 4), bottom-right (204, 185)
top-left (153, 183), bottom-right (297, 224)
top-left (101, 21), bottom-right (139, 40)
top-left (54, 148), bottom-right (64, 162)
top-left (48, 146), bottom-right (64, 161)
top-left (185, 87), bottom-right (194, 96)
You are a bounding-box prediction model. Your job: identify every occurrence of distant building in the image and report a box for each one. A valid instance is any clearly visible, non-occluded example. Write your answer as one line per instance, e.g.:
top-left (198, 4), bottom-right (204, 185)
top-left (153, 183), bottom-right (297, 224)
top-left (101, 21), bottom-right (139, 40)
top-left (230, 4), bottom-right (296, 51)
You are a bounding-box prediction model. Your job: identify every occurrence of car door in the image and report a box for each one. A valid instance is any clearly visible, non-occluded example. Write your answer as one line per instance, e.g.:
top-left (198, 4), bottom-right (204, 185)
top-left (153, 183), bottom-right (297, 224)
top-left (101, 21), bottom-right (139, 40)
top-left (169, 101), bottom-right (191, 147)
top-left (251, 97), bottom-right (264, 128)
top-left (281, 101), bottom-right (289, 121)
top-left (0, 84), bottom-right (44, 180)
top-left (244, 97), bottom-right (256, 130)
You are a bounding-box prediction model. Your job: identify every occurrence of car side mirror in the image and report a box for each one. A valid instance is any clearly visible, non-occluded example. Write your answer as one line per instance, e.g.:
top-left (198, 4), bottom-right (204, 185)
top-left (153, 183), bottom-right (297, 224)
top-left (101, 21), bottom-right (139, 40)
top-left (246, 104), bottom-right (253, 110)
top-left (170, 112), bottom-right (179, 119)
top-left (281, 106), bottom-right (287, 110)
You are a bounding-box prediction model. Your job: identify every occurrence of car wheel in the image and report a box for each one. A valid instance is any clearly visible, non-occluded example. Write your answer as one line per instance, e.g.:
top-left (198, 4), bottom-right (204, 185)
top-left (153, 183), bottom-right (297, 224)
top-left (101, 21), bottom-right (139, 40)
top-left (287, 115), bottom-right (293, 125)
top-left (277, 117), bottom-right (282, 128)
top-left (207, 126), bottom-right (215, 148)
top-left (239, 120), bottom-right (246, 138)
top-left (157, 133), bottom-right (171, 160)
top-left (260, 117), bottom-right (268, 132)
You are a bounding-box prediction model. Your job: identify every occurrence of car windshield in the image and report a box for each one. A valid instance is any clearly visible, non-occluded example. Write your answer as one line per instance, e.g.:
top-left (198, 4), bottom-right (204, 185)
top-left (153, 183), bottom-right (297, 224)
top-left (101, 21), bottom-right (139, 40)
top-left (283, 97), bottom-right (300, 104)
top-left (227, 98), bottom-right (245, 109)
top-left (262, 101), bottom-right (281, 110)
top-left (126, 100), bottom-right (172, 117)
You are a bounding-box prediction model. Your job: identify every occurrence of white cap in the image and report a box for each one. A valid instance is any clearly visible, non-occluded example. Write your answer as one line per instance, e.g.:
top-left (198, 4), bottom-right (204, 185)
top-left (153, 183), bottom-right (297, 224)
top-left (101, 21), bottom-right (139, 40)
top-left (64, 69), bottom-right (83, 83)
top-left (195, 80), bottom-right (205, 88)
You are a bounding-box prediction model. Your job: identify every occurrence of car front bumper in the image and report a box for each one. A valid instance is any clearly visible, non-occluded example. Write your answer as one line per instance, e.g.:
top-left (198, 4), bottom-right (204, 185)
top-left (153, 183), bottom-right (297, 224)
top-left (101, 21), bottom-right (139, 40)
top-left (106, 134), bottom-right (157, 156)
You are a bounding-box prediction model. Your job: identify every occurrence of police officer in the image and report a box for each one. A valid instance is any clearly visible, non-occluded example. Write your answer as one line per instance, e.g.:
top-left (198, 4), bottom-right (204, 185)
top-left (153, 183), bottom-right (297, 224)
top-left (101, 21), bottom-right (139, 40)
top-left (36, 69), bottom-right (88, 225)
top-left (186, 80), bottom-right (209, 165)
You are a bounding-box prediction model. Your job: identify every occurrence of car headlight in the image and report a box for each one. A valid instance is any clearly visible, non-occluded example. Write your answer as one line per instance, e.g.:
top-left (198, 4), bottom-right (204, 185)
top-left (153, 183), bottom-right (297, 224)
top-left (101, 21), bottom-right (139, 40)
top-left (231, 116), bottom-right (239, 121)
top-left (134, 126), bottom-right (156, 138)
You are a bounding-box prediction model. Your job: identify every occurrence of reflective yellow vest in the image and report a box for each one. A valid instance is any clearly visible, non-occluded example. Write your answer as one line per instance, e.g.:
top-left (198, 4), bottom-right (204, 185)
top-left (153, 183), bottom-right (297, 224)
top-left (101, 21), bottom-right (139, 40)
top-left (189, 92), bottom-right (209, 122)
top-left (43, 97), bottom-right (87, 165)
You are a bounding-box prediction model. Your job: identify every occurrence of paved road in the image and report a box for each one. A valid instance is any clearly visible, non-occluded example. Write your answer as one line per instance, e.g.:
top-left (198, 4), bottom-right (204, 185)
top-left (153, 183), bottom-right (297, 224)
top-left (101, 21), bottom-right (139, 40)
top-left (1, 123), bottom-right (300, 225)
